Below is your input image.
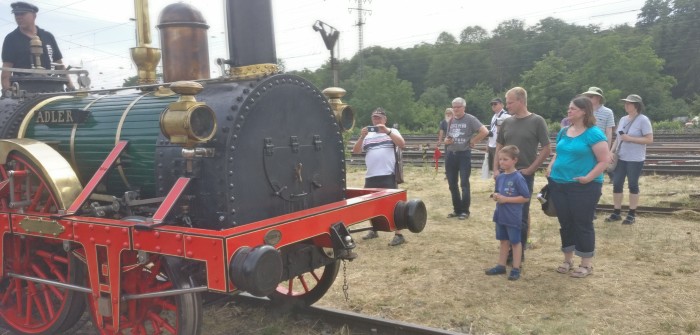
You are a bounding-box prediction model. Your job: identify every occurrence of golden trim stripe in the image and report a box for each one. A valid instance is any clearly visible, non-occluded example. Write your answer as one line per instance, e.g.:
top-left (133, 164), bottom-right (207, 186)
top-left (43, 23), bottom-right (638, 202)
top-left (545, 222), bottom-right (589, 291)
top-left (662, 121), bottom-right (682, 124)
top-left (115, 92), bottom-right (152, 190)
top-left (71, 95), bottom-right (108, 179)
top-left (18, 96), bottom-right (73, 139)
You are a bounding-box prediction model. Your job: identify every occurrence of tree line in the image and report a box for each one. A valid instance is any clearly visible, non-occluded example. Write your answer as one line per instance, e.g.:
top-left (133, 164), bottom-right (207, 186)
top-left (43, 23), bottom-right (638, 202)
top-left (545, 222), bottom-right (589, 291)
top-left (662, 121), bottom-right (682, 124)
top-left (291, 0), bottom-right (700, 133)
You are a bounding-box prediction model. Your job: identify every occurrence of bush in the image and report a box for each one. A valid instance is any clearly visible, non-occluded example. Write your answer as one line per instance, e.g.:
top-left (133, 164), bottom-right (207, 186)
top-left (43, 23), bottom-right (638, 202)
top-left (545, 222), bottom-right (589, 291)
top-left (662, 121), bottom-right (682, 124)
top-left (653, 120), bottom-right (683, 132)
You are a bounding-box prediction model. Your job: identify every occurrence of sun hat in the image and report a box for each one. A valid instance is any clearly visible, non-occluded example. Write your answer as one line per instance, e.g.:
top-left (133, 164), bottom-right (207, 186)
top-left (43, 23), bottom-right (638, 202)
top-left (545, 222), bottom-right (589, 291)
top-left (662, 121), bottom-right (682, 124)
top-left (582, 86), bottom-right (605, 100)
top-left (621, 94), bottom-right (643, 103)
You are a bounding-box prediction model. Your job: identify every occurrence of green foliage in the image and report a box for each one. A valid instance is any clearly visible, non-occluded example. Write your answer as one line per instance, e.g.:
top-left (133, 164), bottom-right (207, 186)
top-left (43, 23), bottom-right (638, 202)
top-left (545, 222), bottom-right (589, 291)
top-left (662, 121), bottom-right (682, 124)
top-left (463, 83), bottom-right (497, 123)
top-left (652, 120), bottom-right (683, 131)
top-left (291, 3), bottom-right (699, 133)
top-left (342, 66), bottom-right (425, 131)
top-left (418, 85), bottom-right (450, 110)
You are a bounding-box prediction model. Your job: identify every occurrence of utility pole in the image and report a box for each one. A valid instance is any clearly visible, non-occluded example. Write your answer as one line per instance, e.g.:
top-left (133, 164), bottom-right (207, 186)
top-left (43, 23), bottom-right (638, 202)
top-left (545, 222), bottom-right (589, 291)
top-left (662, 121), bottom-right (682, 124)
top-left (348, 0), bottom-right (371, 79)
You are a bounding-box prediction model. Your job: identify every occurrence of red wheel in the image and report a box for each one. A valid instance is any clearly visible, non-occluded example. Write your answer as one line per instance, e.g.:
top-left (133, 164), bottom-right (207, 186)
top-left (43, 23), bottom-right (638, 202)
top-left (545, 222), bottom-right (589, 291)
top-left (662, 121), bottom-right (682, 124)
top-left (88, 253), bottom-right (202, 334)
top-left (0, 152), bottom-right (86, 334)
top-left (270, 261), bottom-right (340, 306)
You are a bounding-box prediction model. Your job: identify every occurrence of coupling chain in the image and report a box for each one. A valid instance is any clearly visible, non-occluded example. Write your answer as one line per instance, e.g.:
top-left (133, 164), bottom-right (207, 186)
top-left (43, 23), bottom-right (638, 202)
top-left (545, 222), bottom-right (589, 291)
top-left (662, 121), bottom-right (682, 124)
top-left (342, 259), bottom-right (349, 302)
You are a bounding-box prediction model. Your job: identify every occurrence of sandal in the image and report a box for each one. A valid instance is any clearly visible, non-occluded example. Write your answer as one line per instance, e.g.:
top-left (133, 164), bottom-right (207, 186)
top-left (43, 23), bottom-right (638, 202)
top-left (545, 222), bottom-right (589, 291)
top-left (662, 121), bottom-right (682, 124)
top-left (556, 260), bottom-right (574, 274)
top-left (570, 265), bottom-right (593, 278)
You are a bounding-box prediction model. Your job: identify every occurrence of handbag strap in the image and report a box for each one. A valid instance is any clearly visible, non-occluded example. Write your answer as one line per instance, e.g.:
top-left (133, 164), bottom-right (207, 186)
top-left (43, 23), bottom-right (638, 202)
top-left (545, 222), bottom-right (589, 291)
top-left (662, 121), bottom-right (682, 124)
top-left (615, 114), bottom-right (640, 153)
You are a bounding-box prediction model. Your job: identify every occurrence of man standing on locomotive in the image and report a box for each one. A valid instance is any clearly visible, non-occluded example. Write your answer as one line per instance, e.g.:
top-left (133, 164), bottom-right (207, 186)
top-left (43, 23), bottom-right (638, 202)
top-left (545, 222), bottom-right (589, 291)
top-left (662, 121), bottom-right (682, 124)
top-left (353, 107), bottom-right (408, 246)
top-left (2, 1), bottom-right (74, 95)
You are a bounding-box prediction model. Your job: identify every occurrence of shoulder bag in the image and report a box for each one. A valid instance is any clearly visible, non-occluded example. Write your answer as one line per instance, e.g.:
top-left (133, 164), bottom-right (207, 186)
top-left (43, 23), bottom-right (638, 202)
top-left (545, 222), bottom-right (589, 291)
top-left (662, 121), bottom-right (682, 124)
top-left (606, 115), bottom-right (639, 173)
top-left (394, 145), bottom-right (404, 184)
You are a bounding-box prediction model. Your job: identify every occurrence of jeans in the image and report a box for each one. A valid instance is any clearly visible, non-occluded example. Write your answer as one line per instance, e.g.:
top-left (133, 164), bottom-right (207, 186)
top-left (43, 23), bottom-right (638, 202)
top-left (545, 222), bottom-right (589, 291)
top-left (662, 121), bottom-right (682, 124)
top-left (550, 181), bottom-right (602, 258)
top-left (445, 150), bottom-right (472, 214)
top-left (612, 160), bottom-right (644, 194)
top-left (520, 173), bottom-right (534, 246)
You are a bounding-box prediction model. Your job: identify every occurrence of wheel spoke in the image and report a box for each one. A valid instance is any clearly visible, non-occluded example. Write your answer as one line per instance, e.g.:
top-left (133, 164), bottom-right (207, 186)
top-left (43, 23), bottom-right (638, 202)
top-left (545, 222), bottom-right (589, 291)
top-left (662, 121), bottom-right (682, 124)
top-left (0, 280), bottom-right (15, 306)
top-left (0, 153), bottom-right (85, 333)
top-left (297, 274), bottom-right (311, 293)
top-left (28, 182), bottom-right (45, 211)
top-left (42, 286), bottom-right (55, 320)
top-left (30, 263), bottom-right (65, 301)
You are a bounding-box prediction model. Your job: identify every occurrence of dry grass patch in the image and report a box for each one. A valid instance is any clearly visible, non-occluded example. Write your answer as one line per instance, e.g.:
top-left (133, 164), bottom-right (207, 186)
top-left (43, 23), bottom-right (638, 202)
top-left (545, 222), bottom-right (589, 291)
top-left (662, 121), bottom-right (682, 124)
top-left (196, 166), bottom-right (699, 334)
top-left (315, 166), bottom-right (700, 335)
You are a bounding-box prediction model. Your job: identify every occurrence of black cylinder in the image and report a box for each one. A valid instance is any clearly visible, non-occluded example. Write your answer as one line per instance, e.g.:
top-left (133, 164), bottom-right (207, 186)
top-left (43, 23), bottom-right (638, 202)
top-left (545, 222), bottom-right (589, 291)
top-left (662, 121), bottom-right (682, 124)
top-left (225, 0), bottom-right (276, 67)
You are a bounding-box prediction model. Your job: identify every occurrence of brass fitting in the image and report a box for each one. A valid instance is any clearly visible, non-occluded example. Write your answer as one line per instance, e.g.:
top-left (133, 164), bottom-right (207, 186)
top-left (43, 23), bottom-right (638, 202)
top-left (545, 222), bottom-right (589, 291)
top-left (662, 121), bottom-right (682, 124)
top-left (322, 87), bottom-right (354, 131)
top-left (30, 36), bottom-right (43, 69)
top-left (160, 81), bottom-right (217, 148)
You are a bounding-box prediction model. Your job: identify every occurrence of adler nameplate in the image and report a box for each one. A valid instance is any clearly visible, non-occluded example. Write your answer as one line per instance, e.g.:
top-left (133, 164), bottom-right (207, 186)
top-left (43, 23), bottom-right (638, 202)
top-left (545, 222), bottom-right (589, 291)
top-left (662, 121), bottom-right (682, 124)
top-left (35, 109), bottom-right (90, 124)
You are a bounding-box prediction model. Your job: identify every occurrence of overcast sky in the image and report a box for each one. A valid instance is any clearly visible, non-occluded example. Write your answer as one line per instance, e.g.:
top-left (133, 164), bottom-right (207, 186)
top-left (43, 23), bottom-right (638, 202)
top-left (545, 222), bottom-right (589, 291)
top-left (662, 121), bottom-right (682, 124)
top-left (1, 0), bottom-right (647, 88)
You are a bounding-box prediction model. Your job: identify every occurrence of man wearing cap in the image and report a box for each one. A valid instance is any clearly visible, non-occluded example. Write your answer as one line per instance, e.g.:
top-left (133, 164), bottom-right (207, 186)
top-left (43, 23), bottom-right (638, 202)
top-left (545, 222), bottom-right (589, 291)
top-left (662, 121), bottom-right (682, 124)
top-left (445, 97), bottom-right (489, 220)
top-left (352, 107), bottom-right (408, 246)
top-left (487, 98), bottom-right (510, 174)
top-left (2, 2), bottom-right (73, 93)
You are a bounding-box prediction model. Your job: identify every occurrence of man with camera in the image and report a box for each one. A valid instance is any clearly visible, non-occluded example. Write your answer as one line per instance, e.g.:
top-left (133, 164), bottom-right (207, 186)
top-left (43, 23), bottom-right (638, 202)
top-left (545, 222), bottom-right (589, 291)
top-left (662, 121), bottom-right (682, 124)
top-left (353, 107), bottom-right (407, 246)
top-left (487, 98), bottom-right (510, 174)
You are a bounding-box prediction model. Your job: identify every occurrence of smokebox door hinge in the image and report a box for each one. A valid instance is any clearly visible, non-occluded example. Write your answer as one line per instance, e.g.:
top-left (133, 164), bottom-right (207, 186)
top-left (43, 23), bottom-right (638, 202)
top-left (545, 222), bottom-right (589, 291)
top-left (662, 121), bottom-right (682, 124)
top-left (290, 136), bottom-right (299, 153)
top-left (264, 138), bottom-right (274, 156)
top-left (313, 135), bottom-right (322, 151)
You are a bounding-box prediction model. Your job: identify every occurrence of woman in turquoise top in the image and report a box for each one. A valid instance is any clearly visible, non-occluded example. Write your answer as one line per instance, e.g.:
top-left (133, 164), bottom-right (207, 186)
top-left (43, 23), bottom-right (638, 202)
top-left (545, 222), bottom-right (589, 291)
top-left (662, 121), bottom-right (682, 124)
top-left (546, 96), bottom-right (609, 278)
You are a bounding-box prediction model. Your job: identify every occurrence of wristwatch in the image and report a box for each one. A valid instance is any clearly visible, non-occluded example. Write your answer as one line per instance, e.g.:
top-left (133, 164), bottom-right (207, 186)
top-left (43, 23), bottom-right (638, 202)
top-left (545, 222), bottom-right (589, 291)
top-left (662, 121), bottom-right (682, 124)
top-left (386, 129), bottom-right (393, 136)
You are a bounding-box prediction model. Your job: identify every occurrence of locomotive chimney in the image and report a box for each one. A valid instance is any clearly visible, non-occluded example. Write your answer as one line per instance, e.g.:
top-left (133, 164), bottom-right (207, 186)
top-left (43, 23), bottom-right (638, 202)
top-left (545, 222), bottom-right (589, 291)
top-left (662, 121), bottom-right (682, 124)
top-left (130, 0), bottom-right (161, 85)
top-left (224, 0), bottom-right (279, 78)
top-left (157, 3), bottom-right (211, 82)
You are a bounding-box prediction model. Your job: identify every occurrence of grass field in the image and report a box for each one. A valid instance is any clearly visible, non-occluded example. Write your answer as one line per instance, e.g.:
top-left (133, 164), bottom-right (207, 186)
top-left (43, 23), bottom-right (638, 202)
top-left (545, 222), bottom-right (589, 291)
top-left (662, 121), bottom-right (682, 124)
top-left (198, 165), bottom-right (699, 334)
top-left (306, 165), bottom-right (700, 335)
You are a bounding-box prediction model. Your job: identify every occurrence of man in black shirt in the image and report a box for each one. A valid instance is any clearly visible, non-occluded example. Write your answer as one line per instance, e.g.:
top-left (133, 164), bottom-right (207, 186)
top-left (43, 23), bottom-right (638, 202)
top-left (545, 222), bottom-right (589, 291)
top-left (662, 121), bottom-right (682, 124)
top-left (2, 2), bottom-right (73, 93)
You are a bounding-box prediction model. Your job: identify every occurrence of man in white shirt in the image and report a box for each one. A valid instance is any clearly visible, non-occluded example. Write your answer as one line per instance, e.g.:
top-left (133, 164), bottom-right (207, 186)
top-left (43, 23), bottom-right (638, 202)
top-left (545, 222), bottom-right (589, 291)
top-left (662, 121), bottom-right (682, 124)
top-left (352, 107), bottom-right (407, 246)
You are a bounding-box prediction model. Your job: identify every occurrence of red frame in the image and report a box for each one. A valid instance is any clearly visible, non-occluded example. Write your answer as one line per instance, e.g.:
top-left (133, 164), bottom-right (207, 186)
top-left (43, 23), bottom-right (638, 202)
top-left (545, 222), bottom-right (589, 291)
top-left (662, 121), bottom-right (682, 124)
top-left (0, 142), bottom-right (407, 332)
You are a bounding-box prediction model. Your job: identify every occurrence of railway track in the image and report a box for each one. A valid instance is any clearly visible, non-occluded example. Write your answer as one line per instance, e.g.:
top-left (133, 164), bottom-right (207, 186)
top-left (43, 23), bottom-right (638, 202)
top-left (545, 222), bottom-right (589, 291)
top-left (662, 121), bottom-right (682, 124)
top-left (595, 204), bottom-right (700, 215)
top-left (348, 134), bottom-right (700, 175)
top-left (219, 294), bottom-right (465, 335)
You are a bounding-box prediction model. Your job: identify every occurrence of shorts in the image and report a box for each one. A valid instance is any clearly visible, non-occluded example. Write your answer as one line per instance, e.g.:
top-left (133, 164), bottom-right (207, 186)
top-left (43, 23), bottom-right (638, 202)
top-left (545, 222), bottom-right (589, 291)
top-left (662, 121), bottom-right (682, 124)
top-left (495, 223), bottom-right (522, 245)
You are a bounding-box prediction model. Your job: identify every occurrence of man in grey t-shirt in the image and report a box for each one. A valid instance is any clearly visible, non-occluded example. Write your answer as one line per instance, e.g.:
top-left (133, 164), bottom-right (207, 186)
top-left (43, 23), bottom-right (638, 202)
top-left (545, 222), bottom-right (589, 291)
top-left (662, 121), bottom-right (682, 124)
top-left (495, 87), bottom-right (551, 261)
top-left (444, 97), bottom-right (489, 219)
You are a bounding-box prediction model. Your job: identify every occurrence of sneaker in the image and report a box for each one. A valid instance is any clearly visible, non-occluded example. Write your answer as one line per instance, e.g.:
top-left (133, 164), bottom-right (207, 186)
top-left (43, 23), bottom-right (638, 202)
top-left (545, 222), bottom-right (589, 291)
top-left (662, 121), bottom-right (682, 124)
top-left (362, 230), bottom-right (378, 240)
top-left (622, 215), bottom-right (636, 225)
top-left (388, 234), bottom-right (405, 246)
top-left (458, 213), bottom-right (469, 220)
top-left (485, 265), bottom-right (507, 275)
top-left (508, 268), bottom-right (521, 281)
top-left (604, 213), bottom-right (622, 222)
top-left (447, 212), bottom-right (459, 218)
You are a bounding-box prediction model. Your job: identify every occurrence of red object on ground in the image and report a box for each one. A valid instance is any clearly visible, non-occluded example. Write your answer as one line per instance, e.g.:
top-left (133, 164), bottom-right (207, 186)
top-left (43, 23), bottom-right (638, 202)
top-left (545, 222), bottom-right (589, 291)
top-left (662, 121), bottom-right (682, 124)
top-left (434, 147), bottom-right (442, 171)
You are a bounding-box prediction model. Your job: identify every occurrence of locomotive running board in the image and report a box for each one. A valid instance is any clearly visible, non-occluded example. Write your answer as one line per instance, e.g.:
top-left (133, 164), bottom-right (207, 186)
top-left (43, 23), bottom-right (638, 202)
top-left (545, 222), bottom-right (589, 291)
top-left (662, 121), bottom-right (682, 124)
top-left (66, 140), bottom-right (129, 215)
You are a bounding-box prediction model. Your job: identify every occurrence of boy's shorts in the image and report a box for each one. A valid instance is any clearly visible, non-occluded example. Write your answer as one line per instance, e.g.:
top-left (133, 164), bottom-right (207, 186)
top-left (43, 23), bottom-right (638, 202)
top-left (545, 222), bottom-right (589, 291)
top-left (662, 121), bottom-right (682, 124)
top-left (495, 223), bottom-right (522, 245)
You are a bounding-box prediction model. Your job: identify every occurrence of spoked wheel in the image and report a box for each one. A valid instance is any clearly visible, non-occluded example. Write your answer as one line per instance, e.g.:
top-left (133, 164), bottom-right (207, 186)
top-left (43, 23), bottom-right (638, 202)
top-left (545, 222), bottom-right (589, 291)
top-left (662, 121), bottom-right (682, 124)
top-left (0, 151), bottom-right (86, 334)
top-left (88, 253), bottom-right (202, 335)
top-left (270, 261), bottom-right (340, 306)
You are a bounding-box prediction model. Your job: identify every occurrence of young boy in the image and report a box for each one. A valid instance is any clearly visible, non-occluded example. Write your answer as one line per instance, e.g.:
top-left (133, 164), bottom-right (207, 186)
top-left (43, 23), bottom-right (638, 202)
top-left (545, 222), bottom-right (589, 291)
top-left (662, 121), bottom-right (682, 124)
top-left (486, 145), bottom-right (530, 280)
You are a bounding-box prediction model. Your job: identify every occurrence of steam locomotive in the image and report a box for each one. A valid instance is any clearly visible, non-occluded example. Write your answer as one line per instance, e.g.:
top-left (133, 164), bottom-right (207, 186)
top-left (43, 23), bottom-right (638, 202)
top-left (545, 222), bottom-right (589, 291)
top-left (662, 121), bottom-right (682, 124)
top-left (0, 0), bottom-right (426, 334)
